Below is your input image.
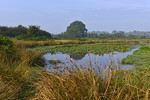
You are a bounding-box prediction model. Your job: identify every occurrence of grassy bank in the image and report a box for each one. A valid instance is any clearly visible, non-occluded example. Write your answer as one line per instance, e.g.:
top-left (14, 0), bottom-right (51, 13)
top-left (122, 46), bottom-right (150, 70)
top-left (0, 36), bottom-right (45, 99)
top-left (0, 48), bottom-right (45, 99)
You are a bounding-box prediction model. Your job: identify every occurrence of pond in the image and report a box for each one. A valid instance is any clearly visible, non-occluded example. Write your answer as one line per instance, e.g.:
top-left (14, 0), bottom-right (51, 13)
top-left (43, 46), bottom-right (140, 73)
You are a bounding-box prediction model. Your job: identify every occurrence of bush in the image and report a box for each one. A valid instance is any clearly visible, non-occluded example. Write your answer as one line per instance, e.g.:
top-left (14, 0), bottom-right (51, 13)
top-left (15, 34), bottom-right (30, 40)
top-left (0, 35), bottom-right (14, 52)
top-left (0, 35), bottom-right (15, 63)
top-left (15, 35), bottom-right (50, 41)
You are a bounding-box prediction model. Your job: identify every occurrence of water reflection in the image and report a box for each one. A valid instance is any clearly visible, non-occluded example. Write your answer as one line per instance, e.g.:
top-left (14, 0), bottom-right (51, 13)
top-left (43, 47), bottom-right (140, 72)
top-left (69, 53), bottom-right (86, 60)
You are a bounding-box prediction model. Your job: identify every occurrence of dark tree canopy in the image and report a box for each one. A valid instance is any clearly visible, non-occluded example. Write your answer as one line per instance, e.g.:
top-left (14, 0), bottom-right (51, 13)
top-left (27, 25), bottom-right (40, 37)
top-left (0, 25), bottom-right (27, 37)
top-left (64, 21), bottom-right (88, 38)
top-left (0, 25), bottom-right (52, 40)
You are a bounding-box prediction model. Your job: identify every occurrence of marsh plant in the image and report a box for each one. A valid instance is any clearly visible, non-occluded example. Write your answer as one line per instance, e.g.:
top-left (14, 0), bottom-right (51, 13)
top-left (33, 65), bottom-right (149, 100)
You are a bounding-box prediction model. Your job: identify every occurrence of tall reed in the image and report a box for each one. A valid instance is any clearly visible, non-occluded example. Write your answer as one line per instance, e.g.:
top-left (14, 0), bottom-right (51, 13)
top-left (32, 66), bottom-right (149, 100)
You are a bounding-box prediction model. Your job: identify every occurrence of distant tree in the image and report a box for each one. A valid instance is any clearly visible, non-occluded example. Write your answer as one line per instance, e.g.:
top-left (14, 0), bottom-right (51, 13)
top-left (114, 31), bottom-right (125, 38)
top-left (27, 25), bottom-right (52, 38)
top-left (64, 21), bottom-right (88, 38)
top-left (112, 30), bottom-right (118, 34)
top-left (27, 25), bottom-right (40, 37)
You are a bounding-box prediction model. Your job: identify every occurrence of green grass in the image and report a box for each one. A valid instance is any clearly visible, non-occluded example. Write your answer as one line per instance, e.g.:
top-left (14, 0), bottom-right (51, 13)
top-left (122, 46), bottom-right (150, 70)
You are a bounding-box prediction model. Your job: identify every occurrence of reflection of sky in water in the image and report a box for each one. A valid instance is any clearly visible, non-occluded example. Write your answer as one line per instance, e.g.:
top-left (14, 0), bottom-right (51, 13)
top-left (43, 47), bottom-right (140, 72)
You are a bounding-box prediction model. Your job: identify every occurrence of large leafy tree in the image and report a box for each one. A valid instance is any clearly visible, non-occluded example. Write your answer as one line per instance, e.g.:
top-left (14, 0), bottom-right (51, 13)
top-left (64, 21), bottom-right (88, 38)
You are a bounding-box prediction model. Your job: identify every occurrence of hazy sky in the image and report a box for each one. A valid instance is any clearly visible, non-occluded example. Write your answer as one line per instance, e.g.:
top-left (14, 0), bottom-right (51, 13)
top-left (0, 0), bottom-right (150, 34)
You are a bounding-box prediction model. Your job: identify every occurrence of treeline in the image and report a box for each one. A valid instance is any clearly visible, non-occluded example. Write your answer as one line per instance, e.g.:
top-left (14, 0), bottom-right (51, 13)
top-left (85, 32), bottom-right (148, 39)
top-left (53, 21), bottom-right (150, 39)
top-left (88, 30), bottom-right (150, 39)
top-left (54, 30), bottom-right (149, 39)
top-left (1, 21), bottom-right (150, 40)
top-left (0, 25), bottom-right (52, 40)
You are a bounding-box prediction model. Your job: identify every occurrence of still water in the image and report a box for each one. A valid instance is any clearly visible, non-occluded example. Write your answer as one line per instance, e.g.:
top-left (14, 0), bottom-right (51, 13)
top-left (43, 47), bottom-right (139, 72)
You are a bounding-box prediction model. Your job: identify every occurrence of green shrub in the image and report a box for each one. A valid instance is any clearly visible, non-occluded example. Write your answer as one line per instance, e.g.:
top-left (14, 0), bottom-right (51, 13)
top-left (0, 35), bottom-right (14, 52)
top-left (0, 35), bottom-right (15, 62)
top-left (15, 35), bottom-right (50, 41)
top-left (15, 34), bottom-right (30, 40)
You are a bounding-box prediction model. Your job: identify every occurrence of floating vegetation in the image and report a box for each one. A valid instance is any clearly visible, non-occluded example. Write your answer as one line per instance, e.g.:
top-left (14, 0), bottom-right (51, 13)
top-left (34, 44), bottom-right (133, 55)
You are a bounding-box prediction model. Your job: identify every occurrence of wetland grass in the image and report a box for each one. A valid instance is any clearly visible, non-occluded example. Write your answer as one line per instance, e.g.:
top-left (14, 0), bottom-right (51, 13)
top-left (32, 65), bottom-right (149, 100)
top-left (0, 45), bottom-right (45, 99)
top-left (0, 38), bottom-right (150, 99)
top-left (122, 46), bottom-right (150, 70)
top-left (13, 39), bottom-right (150, 48)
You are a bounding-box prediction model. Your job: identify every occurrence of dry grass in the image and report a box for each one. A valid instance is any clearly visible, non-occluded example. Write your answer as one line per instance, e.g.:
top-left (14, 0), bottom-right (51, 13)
top-left (32, 66), bottom-right (149, 100)
top-left (0, 47), bottom-right (45, 99)
top-left (13, 39), bottom-right (150, 48)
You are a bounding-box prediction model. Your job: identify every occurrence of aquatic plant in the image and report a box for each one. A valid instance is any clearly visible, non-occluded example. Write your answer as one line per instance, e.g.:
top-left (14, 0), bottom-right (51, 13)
top-left (34, 44), bottom-right (133, 55)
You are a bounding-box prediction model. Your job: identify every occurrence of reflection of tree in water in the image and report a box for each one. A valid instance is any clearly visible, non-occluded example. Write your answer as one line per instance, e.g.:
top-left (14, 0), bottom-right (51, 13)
top-left (69, 53), bottom-right (86, 60)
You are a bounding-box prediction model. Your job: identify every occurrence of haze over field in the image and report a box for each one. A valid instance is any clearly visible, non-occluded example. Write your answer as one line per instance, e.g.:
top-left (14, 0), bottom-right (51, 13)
top-left (1, 0), bottom-right (150, 33)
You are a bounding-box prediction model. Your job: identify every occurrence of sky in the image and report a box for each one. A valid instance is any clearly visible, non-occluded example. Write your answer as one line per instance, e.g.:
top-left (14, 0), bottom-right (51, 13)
top-left (0, 0), bottom-right (150, 34)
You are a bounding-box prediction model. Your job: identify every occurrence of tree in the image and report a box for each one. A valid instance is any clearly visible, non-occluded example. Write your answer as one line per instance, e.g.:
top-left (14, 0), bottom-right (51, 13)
top-left (112, 30), bottom-right (118, 34)
top-left (27, 25), bottom-right (52, 39)
top-left (27, 25), bottom-right (40, 37)
top-left (64, 21), bottom-right (88, 38)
